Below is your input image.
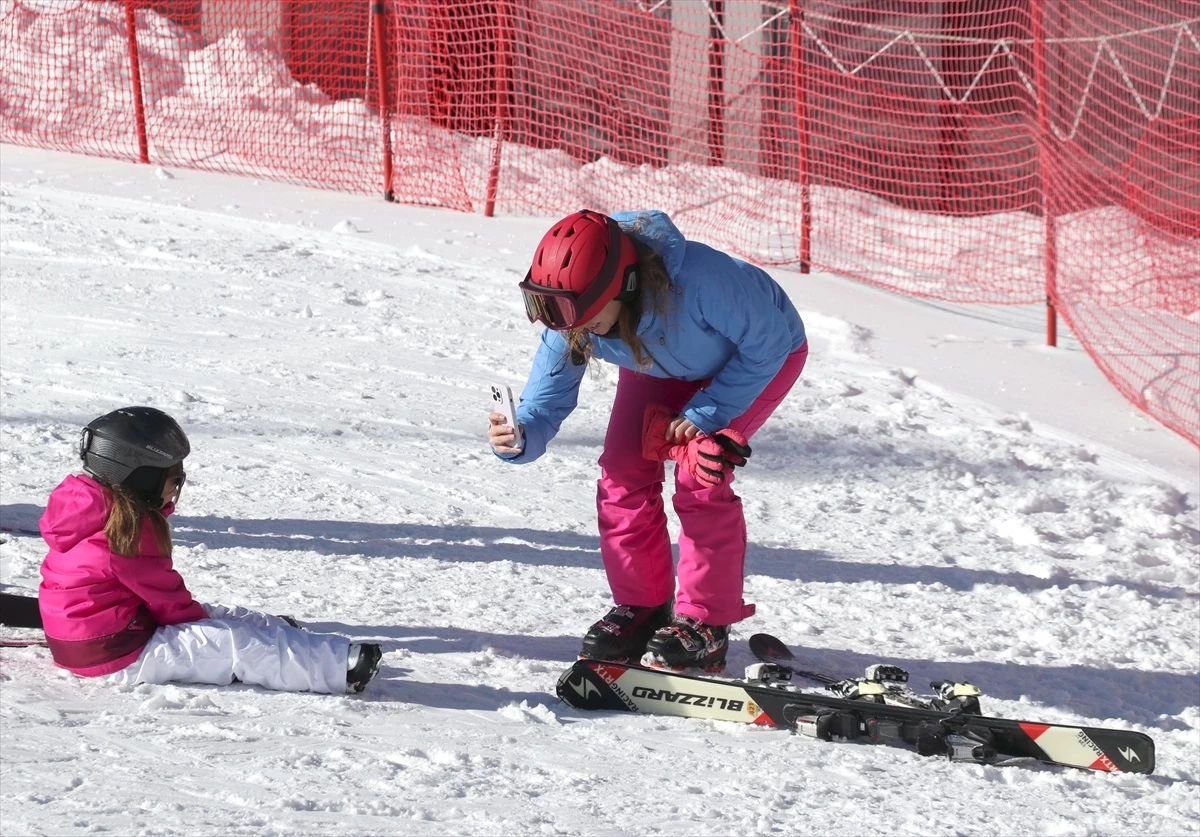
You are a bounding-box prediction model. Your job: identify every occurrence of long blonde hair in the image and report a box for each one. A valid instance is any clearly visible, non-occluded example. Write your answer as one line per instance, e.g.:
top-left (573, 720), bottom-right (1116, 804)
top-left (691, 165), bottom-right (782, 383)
top-left (104, 484), bottom-right (173, 558)
top-left (565, 238), bottom-right (672, 368)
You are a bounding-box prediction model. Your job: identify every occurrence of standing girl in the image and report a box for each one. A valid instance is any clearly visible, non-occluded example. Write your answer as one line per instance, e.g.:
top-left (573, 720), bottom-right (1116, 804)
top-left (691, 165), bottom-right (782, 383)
top-left (39, 406), bottom-right (382, 694)
top-left (488, 210), bottom-right (808, 671)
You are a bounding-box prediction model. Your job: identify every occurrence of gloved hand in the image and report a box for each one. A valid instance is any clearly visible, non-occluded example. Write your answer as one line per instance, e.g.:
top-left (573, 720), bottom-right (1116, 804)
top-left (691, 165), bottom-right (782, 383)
top-left (677, 435), bottom-right (730, 487)
top-left (642, 404), bottom-right (733, 488)
top-left (712, 428), bottom-right (751, 469)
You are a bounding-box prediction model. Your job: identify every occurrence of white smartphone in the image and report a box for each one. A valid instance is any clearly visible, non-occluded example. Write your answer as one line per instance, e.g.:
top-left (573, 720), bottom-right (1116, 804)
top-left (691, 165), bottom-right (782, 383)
top-left (489, 383), bottom-right (523, 447)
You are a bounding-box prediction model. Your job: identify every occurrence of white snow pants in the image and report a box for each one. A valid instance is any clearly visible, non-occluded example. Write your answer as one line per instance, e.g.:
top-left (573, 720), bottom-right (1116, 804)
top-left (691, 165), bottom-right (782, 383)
top-left (106, 604), bottom-right (351, 694)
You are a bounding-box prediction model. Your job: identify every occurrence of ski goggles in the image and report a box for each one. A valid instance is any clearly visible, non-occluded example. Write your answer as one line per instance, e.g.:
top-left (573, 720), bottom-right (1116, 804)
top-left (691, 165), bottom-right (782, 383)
top-left (519, 281), bottom-right (595, 331)
top-left (519, 217), bottom-right (628, 331)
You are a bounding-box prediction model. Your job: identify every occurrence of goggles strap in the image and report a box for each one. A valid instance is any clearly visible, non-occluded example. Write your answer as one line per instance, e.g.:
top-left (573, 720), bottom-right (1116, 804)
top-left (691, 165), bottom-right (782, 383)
top-left (569, 217), bottom-right (627, 320)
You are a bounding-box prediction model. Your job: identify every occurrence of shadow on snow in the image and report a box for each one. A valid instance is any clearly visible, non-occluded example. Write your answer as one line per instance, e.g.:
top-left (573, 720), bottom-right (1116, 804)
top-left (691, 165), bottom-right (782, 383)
top-left (312, 619), bottom-right (1198, 727)
top-left (4, 503), bottom-right (1195, 724)
top-left (160, 512), bottom-right (1196, 603)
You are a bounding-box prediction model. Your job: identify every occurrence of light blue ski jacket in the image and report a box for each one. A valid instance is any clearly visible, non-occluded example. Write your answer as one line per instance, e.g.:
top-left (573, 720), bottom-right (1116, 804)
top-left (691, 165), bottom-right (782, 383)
top-left (502, 210), bottom-right (806, 463)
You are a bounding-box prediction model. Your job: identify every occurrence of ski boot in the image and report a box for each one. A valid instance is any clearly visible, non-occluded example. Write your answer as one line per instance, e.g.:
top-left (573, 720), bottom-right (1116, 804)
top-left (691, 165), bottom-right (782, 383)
top-left (641, 614), bottom-right (729, 673)
top-left (580, 603), bottom-right (671, 662)
top-left (346, 643), bottom-right (383, 694)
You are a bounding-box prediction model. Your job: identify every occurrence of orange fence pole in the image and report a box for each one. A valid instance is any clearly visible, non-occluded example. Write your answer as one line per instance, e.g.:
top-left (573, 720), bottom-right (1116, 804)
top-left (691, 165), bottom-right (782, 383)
top-left (124, 1), bottom-right (149, 164)
top-left (485, 2), bottom-right (513, 217)
top-left (707, 0), bottom-right (725, 166)
top-left (371, 1), bottom-right (395, 202)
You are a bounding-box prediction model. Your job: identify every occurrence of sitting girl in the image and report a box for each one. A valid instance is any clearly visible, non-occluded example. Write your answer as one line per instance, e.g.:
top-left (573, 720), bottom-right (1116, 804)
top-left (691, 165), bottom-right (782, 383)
top-left (38, 406), bottom-right (381, 694)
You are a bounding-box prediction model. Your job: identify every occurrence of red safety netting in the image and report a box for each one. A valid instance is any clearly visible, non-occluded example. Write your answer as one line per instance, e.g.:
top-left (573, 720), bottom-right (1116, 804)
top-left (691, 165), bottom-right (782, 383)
top-left (1, 0), bottom-right (1196, 445)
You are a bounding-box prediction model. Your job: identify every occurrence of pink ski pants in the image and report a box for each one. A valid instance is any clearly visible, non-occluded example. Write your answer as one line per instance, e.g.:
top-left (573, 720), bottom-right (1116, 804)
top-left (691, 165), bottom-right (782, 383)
top-left (595, 343), bottom-right (808, 626)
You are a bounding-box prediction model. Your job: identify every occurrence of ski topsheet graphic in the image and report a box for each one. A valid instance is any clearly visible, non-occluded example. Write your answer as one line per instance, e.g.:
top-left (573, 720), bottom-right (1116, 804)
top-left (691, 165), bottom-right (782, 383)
top-left (556, 658), bottom-right (1155, 774)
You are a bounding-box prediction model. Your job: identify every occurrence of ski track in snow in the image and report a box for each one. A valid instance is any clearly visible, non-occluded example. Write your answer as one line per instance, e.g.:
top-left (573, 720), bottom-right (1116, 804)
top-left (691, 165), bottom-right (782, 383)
top-left (1, 152), bottom-right (1198, 836)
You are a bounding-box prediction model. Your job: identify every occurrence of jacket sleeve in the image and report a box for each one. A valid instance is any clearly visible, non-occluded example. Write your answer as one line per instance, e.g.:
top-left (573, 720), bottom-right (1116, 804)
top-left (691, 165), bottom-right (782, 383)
top-left (495, 328), bottom-right (587, 464)
top-left (680, 259), bottom-right (794, 433)
top-left (109, 552), bottom-right (207, 627)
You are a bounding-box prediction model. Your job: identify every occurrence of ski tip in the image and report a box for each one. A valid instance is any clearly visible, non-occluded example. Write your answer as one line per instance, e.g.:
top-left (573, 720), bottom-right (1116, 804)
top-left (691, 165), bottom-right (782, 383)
top-left (748, 633), bottom-right (796, 663)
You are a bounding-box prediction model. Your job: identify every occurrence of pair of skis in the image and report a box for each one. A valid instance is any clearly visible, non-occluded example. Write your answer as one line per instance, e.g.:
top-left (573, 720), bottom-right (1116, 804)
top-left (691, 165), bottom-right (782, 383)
top-left (556, 633), bottom-right (1155, 775)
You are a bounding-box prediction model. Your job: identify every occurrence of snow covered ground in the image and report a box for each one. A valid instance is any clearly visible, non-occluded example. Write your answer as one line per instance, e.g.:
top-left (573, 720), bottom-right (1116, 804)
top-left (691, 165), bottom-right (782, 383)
top-left (1, 144), bottom-right (1197, 836)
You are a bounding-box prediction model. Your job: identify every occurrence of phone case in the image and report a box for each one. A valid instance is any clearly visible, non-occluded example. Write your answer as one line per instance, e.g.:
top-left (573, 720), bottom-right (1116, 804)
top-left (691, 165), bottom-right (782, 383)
top-left (490, 384), bottom-right (523, 445)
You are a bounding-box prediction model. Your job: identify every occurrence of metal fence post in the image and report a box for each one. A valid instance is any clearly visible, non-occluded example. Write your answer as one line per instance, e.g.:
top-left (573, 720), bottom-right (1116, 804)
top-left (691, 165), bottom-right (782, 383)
top-left (1032, 0), bottom-right (1058, 346)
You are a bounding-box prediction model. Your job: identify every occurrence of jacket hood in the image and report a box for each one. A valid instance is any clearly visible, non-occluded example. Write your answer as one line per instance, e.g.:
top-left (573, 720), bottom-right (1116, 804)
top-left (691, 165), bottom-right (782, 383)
top-left (38, 475), bottom-right (177, 553)
top-left (39, 475), bottom-right (111, 553)
top-left (611, 210), bottom-right (688, 277)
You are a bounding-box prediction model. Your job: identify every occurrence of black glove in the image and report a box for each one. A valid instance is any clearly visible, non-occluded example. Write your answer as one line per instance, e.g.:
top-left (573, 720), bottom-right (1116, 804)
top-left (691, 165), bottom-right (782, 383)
top-left (277, 615), bottom-right (300, 628)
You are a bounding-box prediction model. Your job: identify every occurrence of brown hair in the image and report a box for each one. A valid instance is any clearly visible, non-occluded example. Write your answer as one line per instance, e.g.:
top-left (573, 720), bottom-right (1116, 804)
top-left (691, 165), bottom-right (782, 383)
top-left (104, 484), bottom-right (173, 558)
top-left (564, 238), bottom-right (672, 368)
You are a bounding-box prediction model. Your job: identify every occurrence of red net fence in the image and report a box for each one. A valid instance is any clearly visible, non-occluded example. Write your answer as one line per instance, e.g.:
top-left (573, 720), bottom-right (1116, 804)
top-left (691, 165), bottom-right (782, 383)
top-left (2, 0), bottom-right (1197, 445)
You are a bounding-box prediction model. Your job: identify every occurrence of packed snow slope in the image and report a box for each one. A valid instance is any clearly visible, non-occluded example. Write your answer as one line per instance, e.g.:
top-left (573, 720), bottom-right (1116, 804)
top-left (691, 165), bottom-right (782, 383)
top-left (1, 146), bottom-right (1197, 836)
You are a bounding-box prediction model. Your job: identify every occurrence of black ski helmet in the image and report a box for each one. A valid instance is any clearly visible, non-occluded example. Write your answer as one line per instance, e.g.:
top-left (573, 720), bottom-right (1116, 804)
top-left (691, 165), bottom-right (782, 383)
top-left (79, 407), bottom-right (190, 503)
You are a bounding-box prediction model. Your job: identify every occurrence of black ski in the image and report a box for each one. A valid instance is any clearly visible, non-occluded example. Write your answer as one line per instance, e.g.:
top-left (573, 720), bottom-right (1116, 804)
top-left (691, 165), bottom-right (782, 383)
top-left (748, 633), bottom-right (982, 713)
top-left (748, 632), bottom-right (840, 685)
top-left (557, 658), bottom-right (1155, 774)
top-left (0, 592), bottom-right (43, 629)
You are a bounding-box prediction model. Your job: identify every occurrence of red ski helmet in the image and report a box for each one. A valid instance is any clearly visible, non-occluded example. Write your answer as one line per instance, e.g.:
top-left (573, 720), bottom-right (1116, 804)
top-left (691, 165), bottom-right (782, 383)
top-left (519, 210), bottom-right (639, 330)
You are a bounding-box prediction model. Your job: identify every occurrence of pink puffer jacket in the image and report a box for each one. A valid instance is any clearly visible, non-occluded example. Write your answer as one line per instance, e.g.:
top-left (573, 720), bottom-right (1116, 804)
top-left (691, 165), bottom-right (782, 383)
top-left (38, 475), bottom-right (207, 676)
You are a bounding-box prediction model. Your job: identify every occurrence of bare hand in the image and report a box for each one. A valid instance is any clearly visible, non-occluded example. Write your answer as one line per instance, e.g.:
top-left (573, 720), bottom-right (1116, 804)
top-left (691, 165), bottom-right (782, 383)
top-left (666, 415), bottom-right (700, 444)
top-left (488, 411), bottom-right (524, 454)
